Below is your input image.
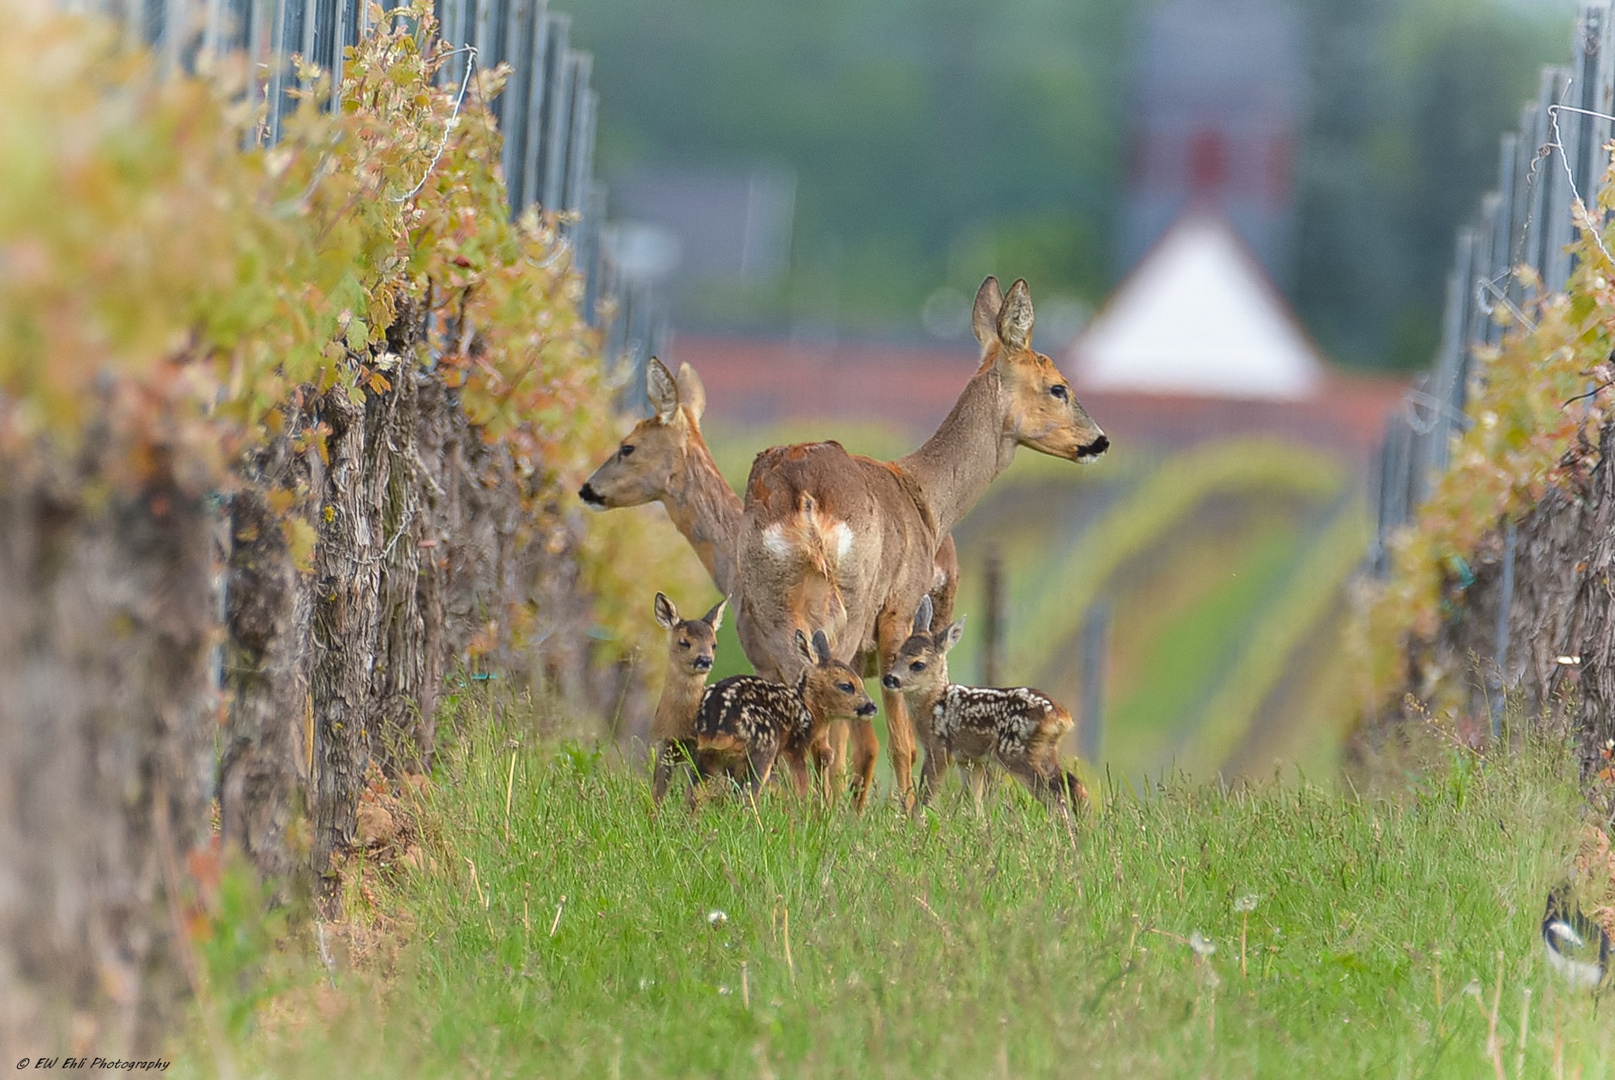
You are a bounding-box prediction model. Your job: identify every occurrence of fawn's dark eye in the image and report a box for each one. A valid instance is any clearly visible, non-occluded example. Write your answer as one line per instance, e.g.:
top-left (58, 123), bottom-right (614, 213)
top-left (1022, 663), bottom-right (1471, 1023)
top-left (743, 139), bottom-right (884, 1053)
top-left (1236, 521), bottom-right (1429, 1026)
top-left (619, 444), bottom-right (635, 458)
top-left (679, 640), bottom-right (690, 649)
top-left (1049, 384), bottom-right (1068, 402)
top-left (837, 682), bottom-right (854, 693)
top-left (910, 660), bottom-right (926, 672)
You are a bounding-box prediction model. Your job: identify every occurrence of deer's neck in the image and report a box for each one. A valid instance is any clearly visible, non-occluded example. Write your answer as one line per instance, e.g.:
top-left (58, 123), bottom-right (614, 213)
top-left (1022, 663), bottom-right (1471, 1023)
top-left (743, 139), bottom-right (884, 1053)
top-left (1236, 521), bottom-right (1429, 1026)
top-left (654, 674), bottom-right (709, 739)
top-left (904, 682), bottom-right (950, 729)
top-left (664, 429), bottom-right (742, 596)
top-left (894, 367), bottom-right (1015, 537)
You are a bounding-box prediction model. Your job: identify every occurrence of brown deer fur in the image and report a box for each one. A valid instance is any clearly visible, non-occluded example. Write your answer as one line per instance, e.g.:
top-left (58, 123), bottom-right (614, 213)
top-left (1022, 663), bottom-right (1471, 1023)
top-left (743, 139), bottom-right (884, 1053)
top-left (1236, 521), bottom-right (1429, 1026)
top-left (734, 278), bottom-right (1107, 807)
top-left (882, 596), bottom-right (1086, 811)
top-left (581, 358), bottom-right (959, 627)
top-left (694, 629), bottom-right (877, 801)
top-left (649, 591), bottom-right (725, 804)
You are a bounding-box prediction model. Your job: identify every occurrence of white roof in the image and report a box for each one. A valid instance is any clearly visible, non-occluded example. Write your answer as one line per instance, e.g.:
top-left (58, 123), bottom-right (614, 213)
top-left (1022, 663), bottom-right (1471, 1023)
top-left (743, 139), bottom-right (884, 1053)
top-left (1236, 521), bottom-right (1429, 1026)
top-left (1069, 211), bottom-right (1326, 400)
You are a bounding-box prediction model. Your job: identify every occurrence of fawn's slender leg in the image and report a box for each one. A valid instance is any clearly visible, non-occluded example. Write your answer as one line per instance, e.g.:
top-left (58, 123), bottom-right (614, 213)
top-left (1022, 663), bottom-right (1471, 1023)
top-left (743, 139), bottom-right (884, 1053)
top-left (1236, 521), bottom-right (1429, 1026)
top-left (916, 744), bottom-right (951, 809)
top-left (812, 734), bottom-right (836, 805)
top-left (785, 751), bottom-right (811, 798)
top-left (652, 738), bottom-right (694, 804)
top-left (745, 740), bottom-right (779, 796)
top-left (875, 608), bottom-right (918, 809)
top-left (828, 718), bottom-right (851, 791)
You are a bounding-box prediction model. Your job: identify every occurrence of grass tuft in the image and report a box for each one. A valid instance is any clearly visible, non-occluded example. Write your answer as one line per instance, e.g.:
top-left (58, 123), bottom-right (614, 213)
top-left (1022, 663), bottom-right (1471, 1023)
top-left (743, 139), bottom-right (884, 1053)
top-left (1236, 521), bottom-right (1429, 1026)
top-left (177, 705), bottom-right (1615, 1078)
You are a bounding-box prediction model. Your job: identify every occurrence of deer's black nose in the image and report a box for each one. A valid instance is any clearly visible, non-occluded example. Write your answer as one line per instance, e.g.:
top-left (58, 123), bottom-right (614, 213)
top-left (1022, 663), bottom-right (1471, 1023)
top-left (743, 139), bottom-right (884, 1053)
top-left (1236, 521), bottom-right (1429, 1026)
top-left (693, 656), bottom-right (713, 672)
top-left (881, 674), bottom-right (900, 690)
top-left (579, 482), bottom-right (605, 507)
top-left (1078, 434), bottom-right (1109, 459)
top-left (856, 702), bottom-right (878, 718)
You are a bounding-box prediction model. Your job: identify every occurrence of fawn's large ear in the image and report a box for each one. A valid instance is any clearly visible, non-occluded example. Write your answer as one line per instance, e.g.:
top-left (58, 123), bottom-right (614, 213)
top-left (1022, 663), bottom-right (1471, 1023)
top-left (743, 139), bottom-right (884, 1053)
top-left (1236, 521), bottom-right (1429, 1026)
top-left (972, 276), bottom-right (1004, 350)
top-left (794, 629), bottom-right (815, 668)
top-left (675, 362), bottom-right (707, 422)
top-left (646, 357), bottom-right (680, 424)
top-left (811, 629), bottom-right (833, 665)
top-left (654, 591), bottom-right (678, 629)
top-left (937, 615), bottom-right (966, 654)
top-left (912, 593), bottom-right (934, 634)
top-left (702, 597), bottom-right (727, 632)
top-left (996, 279), bottom-right (1034, 353)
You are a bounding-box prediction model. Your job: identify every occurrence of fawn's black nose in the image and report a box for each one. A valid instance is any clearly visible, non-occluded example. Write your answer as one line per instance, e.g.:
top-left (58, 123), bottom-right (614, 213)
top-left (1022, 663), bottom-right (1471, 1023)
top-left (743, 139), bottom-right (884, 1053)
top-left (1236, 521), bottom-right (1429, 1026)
top-left (693, 655), bottom-right (713, 672)
top-left (856, 701), bottom-right (878, 718)
top-left (1078, 434), bottom-right (1110, 459)
top-left (881, 674), bottom-right (900, 690)
top-left (578, 482), bottom-right (605, 507)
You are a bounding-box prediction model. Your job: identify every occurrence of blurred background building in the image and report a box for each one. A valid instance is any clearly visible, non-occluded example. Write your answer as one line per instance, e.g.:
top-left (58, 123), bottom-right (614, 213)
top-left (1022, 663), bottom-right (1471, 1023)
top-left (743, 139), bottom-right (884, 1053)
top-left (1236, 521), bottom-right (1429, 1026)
top-left (1119, 0), bottom-right (1304, 288)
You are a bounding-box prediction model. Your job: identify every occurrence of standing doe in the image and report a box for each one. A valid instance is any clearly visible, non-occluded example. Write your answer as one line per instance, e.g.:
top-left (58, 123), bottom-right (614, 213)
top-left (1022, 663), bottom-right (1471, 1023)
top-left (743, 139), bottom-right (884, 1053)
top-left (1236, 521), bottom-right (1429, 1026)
top-left (580, 356), bottom-right (961, 653)
top-left (649, 591), bottom-right (726, 804)
top-left (693, 629), bottom-right (877, 801)
top-left (881, 595), bottom-right (1086, 811)
top-left (735, 277), bottom-right (1108, 808)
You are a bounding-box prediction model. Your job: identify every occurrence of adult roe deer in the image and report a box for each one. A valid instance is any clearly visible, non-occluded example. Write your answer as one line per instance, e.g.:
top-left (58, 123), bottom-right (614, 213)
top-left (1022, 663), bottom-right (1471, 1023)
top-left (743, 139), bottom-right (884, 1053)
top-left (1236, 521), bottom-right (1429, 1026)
top-left (580, 358), bottom-right (959, 614)
top-left (882, 595), bottom-right (1086, 811)
top-left (734, 277), bottom-right (1107, 807)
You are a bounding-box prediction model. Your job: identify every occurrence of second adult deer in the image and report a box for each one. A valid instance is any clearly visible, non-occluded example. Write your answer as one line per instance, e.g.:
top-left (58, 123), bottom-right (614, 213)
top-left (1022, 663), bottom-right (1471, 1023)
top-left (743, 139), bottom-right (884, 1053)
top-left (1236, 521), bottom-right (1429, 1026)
top-left (735, 277), bottom-right (1107, 807)
top-left (882, 596), bottom-right (1086, 811)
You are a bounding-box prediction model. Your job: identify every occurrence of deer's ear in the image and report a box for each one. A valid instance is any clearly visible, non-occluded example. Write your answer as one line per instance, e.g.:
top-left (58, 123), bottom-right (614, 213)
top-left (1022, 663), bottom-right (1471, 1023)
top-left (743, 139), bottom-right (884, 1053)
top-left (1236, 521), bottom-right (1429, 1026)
top-left (912, 593), bottom-right (934, 634)
top-left (675, 362), bottom-right (706, 423)
top-left (938, 615), bottom-right (966, 654)
top-left (646, 357), bottom-right (680, 423)
top-left (972, 276), bottom-right (1004, 349)
top-left (812, 629), bottom-right (833, 665)
top-left (794, 629), bottom-right (815, 667)
top-left (654, 592), bottom-right (678, 629)
top-left (702, 597), bottom-right (727, 632)
top-left (996, 279), bottom-right (1034, 352)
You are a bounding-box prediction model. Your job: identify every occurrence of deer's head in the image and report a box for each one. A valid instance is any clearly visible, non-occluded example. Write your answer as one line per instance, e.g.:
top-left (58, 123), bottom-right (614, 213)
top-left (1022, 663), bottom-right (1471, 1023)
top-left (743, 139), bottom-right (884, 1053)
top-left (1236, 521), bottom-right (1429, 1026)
top-left (795, 629), bottom-right (878, 722)
top-left (654, 591), bottom-right (726, 677)
top-left (580, 358), bottom-right (709, 509)
top-left (881, 594), bottom-right (964, 696)
top-left (973, 277), bottom-right (1108, 463)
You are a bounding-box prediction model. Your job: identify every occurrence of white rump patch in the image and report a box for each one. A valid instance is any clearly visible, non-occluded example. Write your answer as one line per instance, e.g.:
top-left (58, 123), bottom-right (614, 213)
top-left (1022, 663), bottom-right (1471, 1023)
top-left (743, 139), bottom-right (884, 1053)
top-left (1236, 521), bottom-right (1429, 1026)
top-left (826, 521), bottom-right (854, 563)
top-left (761, 523), bottom-right (792, 559)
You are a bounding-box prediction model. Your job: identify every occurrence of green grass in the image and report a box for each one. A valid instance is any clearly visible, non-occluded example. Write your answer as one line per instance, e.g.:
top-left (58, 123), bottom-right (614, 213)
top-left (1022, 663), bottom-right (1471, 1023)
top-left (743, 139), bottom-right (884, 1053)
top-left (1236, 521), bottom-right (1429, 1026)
top-left (178, 706), bottom-right (1615, 1079)
top-left (1103, 526), bottom-right (1303, 779)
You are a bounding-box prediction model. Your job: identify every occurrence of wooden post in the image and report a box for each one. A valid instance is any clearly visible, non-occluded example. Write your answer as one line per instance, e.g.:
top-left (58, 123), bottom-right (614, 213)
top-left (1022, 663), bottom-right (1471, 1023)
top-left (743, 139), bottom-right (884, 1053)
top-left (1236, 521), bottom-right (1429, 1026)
top-left (1079, 602), bottom-right (1110, 764)
top-left (983, 546), bottom-right (1003, 686)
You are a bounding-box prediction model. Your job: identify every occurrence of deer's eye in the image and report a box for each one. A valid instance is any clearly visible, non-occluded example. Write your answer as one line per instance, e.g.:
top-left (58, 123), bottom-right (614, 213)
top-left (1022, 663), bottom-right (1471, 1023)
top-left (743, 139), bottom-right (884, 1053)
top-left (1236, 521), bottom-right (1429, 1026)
top-left (619, 444), bottom-right (635, 458)
top-left (910, 660), bottom-right (926, 672)
top-left (1048, 384), bottom-right (1069, 402)
top-left (679, 640), bottom-right (690, 649)
top-left (837, 682), bottom-right (854, 693)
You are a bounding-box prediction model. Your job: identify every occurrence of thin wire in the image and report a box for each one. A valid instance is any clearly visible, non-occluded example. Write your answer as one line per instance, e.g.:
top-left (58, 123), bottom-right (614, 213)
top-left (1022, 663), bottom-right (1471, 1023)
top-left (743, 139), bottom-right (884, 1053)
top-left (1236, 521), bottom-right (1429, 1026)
top-left (397, 45), bottom-right (478, 202)
top-left (1546, 98), bottom-right (1615, 266)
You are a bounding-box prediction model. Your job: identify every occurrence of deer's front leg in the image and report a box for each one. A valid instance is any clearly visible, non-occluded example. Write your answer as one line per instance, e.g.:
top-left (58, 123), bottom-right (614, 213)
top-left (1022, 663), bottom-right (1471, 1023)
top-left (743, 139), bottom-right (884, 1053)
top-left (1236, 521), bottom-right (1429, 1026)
top-left (811, 733), bottom-right (836, 805)
top-left (876, 607), bottom-right (919, 809)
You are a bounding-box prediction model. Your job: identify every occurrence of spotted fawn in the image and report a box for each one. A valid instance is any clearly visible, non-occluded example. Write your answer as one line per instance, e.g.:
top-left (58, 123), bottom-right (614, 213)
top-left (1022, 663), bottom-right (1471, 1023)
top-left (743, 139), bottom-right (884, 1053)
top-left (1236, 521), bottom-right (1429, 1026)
top-left (649, 591), bottom-right (726, 804)
top-left (694, 629), bottom-right (876, 800)
top-left (881, 595), bottom-right (1086, 811)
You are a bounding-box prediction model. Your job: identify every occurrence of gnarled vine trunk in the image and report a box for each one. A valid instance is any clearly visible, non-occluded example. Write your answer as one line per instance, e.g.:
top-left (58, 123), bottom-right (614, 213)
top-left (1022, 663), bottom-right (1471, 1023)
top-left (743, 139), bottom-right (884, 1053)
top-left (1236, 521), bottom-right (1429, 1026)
top-left (0, 444), bottom-right (217, 1058)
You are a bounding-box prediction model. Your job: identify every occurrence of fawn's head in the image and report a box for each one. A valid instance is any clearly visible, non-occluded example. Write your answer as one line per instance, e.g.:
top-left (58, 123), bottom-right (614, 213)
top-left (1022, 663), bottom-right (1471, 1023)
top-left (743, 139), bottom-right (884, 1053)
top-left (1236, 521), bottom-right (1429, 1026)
top-left (794, 629), bottom-right (878, 722)
top-left (580, 358), bottom-right (709, 509)
top-left (881, 594), bottom-right (964, 696)
top-left (972, 276), bottom-right (1108, 463)
top-left (654, 591), bottom-right (726, 678)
